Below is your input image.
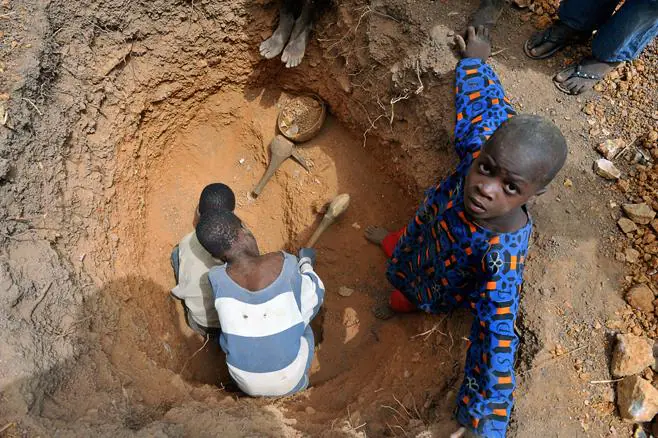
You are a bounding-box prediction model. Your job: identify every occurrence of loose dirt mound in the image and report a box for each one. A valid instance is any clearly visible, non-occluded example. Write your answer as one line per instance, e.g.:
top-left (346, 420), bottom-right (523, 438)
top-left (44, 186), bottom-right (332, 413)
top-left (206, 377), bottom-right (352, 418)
top-left (1, 0), bottom-right (655, 436)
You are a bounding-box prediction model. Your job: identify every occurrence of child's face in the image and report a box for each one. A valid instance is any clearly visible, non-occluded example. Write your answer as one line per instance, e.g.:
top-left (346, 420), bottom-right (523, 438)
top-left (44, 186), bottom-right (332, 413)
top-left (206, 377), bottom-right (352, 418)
top-left (464, 140), bottom-right (544, 221)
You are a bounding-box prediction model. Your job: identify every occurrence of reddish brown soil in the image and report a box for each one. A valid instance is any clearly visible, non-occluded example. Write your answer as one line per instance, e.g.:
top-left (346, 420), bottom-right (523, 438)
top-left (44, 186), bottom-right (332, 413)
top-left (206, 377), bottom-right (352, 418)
top-left (1, 0), bottom-right (656, 436)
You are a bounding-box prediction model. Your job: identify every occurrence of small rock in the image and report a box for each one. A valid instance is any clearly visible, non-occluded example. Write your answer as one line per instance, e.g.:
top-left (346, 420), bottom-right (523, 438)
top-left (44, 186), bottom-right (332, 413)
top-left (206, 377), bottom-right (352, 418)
top-left (597, 139), bottom-right (625, 159)
top-left (647, 242), bottom-right (658, 255)
top-left (625, 247), bottom-right (641, 264)
top-left (593, 159), bottom-right (621, 180)
top-left (617, 375), bottom-right (658, 422)
top-left (611, 334), bottom-right (654, 377)
top-left (583, 102), bottom-right (595, 115)
top-left (342, 307), bottom-right (360, 344)
top-left (338, 286), bottom-right (354, 297)
top-left (563, 178), bottom-right (573, 188)
top-left (623, 203), bottom-right (656, 225)
top-left (652, 342), bottom-right (658, 372)
top-left (652, 220), bottom-right (658, 234)
top-left (618, 179), bottom-right (630, 193)
top-left (305, 406), bottom-right (316, 415)
top-left (627, 284), bottom-right (655, 313)
top-left (618, 218), bottom-right (638, 234)
top-left (0, 157), bottom-right (9, 180)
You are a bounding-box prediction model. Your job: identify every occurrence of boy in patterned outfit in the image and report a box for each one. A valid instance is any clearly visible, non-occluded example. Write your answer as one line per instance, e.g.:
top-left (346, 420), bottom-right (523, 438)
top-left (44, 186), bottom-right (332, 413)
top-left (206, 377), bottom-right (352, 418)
top-left (365, 26), bottom-right (568, 437)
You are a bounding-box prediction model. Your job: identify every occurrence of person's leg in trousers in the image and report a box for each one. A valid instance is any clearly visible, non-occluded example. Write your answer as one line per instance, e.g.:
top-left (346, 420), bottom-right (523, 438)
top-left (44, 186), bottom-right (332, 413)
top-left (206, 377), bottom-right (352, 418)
top-left (592, 0), bottom-right (658, 62)
top-left (558, 0), bottom-right (621, 33)
top-left (554, 0), bottom-right (658, 94)
top-left (524, 0), bottom-right (619, 59)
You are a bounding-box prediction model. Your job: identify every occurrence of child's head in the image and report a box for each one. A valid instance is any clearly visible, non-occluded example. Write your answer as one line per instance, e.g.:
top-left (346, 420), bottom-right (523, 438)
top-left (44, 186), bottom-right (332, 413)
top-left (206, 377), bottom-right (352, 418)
top-left (464, 115), bottom-right (567, 221)
top-left (196, 210), bottom-right (258, 261)
top-left (194, 183), bottom-right (236, 226)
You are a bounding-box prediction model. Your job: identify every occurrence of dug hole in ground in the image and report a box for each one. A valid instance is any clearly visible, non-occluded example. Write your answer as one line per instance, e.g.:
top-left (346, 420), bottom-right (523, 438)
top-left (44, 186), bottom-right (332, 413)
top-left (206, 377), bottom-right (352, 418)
top-left (1, 0), bottom-right (653, 436)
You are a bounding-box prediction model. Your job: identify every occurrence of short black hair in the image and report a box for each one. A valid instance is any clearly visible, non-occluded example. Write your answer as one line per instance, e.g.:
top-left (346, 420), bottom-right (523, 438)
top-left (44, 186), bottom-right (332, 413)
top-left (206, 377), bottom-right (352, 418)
top-left (198, 183), bottom-right (236, 216)
top-left (487, 115), bottom-right (567, 187)
top-left (196, 210), bottom-right (243, 259)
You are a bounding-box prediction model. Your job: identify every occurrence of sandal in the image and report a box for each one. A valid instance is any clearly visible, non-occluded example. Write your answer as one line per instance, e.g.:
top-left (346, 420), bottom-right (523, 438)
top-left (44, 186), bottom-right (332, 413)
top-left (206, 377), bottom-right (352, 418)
top-left (553, 63), bottom-right (605, 95)
top-left (523, 21), bottom-right (588, 60)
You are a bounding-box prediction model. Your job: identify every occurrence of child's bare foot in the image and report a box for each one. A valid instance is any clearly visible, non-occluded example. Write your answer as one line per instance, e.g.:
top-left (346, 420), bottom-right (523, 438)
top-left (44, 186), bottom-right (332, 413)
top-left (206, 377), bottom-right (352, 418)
top-left (364, 226), bottom-right (388, 245)
top-left (259, 10), bottom-right (295, 59)
top-left (373, 304), bottom-right (395, 320)
top-left (281, 0), bottom-right (313, 68)
top-left (281, 26), bottom-right (310, 68)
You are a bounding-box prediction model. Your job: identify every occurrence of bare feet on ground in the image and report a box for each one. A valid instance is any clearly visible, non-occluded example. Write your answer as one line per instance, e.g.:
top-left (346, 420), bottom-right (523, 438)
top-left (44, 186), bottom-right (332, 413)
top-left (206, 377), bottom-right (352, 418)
top-left (281, 26), bottom-right (310, 68)
top-left (259, 11), bottom-right (295, 59)
top-left (364, 226), bottom-right (388, 245)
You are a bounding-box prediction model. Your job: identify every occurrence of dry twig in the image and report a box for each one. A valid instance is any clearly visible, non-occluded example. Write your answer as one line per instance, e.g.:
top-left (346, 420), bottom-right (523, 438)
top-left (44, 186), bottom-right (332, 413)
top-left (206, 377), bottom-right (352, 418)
top-left (0, 423), bottom-right (16, 434)
top-left (589, 378), bottom-right (624, 384)
top-left (22, 97), bottom-right (43, 116)
top-left (180, 335), bottom-right (210, 375)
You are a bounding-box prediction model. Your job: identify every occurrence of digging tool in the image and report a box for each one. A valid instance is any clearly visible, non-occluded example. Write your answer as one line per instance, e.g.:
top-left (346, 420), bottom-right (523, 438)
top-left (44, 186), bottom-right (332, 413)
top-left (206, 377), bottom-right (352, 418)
top-left (306, 193), bottom-right (350, 247)
top-left (252, 135), bottom-right (309, 197)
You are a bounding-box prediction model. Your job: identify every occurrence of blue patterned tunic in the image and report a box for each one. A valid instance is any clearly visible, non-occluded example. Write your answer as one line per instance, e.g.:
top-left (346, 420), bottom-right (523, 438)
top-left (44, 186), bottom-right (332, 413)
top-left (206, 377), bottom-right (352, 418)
top-left (386, 59), bottom-right (531, 437)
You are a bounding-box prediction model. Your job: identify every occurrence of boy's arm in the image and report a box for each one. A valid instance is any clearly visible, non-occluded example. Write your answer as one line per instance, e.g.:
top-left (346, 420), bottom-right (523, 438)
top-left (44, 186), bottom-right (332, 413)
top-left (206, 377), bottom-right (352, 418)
top-left (297, 250), bottom-right (325, 324)
top-left (455, 241), bottom-right (525, 437)
top-left (454, 26), bottom-right (516, 162)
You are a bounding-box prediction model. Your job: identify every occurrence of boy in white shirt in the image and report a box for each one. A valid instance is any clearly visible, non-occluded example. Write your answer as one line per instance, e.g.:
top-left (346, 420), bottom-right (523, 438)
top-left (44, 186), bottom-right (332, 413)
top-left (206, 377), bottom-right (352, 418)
top-left (170, 183), bottom-right (235, 337)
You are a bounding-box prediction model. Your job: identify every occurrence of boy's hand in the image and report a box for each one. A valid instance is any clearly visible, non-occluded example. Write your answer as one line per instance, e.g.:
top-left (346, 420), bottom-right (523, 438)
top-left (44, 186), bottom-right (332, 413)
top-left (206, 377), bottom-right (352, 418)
top-left (455, 25), bottom-right (491, 62)
top-left (298, 248), bottom-right (317, 267)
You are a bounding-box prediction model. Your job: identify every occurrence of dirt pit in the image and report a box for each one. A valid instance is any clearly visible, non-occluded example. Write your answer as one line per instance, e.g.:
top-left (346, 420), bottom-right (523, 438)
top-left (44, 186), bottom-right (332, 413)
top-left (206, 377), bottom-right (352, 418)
top-left (19, 77), bottom-right (473, 435)
top-left (101, 85), bottom-right (477, 435)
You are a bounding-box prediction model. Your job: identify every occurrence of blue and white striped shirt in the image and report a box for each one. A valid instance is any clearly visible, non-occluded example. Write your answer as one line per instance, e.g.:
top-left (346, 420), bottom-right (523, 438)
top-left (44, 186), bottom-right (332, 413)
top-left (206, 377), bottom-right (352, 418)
top-left (208, 252), bottom-right (325, 397)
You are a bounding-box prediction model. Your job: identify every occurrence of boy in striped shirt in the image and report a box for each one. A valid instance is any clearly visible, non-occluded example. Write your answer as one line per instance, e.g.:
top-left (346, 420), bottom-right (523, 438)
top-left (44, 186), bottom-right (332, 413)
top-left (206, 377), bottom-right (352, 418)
top-left (196, 210), bottom-right (324, 396)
